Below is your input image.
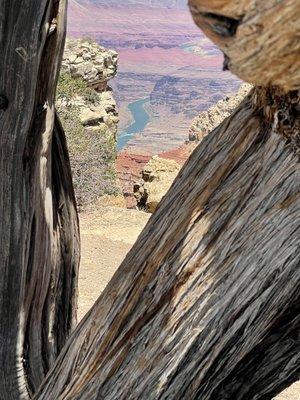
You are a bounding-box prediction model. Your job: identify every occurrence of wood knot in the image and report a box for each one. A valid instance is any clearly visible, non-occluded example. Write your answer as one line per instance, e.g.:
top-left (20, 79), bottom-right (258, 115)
top-left (201, 12), bottom-right (241, 38)
top-left (36, 103), bottom-right (46, 116)
top-left (0, 94), bottom-right (9, 111)
top-left (253, 87), bottom-right (300, 156)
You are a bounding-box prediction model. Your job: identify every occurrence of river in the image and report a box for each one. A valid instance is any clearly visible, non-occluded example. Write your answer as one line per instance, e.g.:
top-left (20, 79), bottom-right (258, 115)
top-left (117, 98), bottom-right (150, 150)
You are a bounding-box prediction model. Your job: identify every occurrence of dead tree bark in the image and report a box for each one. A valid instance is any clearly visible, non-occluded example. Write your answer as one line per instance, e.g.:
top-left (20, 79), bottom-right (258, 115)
top-left (0, 1), bottom-right (79, 398)
top-left (35, 87), bottom-right (300, 400)
top-left (0, 1), bottom-right (299, 400)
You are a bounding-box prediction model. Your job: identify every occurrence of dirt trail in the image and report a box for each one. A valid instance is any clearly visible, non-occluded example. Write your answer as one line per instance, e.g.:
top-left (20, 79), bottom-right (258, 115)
top-left (78, 206), bottom-right (299, 400)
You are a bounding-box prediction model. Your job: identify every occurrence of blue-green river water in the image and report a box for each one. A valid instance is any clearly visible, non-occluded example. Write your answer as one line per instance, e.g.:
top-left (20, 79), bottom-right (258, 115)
top-left (117, 98), bottom-right (150, 150)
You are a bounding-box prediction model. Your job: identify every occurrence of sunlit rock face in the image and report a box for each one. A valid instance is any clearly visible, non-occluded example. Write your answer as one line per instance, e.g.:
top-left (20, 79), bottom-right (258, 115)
top-left (189, 83), bottom-right (252, 142)
top-left (60, 38), bottom-right (119, 140)
top-left (134, 156), bottom-right (181, 213)
top-left (62, 38), bottom-right (118, 91)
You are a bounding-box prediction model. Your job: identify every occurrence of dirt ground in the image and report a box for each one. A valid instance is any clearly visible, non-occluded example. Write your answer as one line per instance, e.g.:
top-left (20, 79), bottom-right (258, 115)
top-left (79, 206), bottom-right (299, 400)
top-left (79, 205), bottom-right (150, 320)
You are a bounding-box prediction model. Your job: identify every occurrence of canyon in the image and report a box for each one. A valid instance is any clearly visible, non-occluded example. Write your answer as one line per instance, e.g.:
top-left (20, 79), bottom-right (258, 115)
top-left (68, 0), bottom-right (241, 154)
top-left (1, 0), bottom-right (299, 399)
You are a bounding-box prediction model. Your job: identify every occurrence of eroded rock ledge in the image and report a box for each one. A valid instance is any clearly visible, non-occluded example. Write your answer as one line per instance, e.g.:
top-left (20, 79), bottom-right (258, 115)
top-left (62, 38), bottom-right (118, 91)
top-left (134, 156), bottom-right (181, 213)
top-left (59, 38), bottom-right (119, 140)
top-left (189, 83), bottom-right (251, 141)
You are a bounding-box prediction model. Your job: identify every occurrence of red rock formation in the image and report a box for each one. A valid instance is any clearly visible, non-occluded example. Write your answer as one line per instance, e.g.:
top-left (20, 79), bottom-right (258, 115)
top-left (159, 142), bottom-right (197, 166)
top-left (116, 150), bottom-right (151, 208)
top-left (116, 143), bottom-right (197, 208)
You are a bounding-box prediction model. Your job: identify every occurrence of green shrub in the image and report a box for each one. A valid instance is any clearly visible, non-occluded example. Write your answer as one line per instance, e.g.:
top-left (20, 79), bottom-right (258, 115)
top-left (57, 73), bottom-right (99, 106)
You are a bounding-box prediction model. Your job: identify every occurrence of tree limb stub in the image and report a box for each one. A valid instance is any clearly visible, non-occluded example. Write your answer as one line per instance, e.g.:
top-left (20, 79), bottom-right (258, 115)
top-left (189, 0), bottom-right (300, 91)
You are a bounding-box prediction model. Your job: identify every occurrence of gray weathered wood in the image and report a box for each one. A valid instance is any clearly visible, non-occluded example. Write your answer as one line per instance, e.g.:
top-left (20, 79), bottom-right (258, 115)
top-left (0, 0), bottom-right (79, 397)
top-left (188, 0), bottom-right (300, 91)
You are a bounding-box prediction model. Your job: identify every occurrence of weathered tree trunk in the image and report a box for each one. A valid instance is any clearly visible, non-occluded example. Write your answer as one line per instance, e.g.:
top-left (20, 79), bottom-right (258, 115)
top-left (0, 0), bottom-right (79, 398)
top-left (0, 1), bottom-right (299, 400)
top-left (35, 87), bottom-right (300, 400)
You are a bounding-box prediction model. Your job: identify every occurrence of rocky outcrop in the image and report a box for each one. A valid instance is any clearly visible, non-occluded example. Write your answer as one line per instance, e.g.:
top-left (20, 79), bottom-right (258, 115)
top-left (116, 151), bottom-right (151, 208)
top-left (116, 144), bottom-right (196, 209)
top-left (59, 38), bottom-right (119, 140)
top-left (57, 38), bottom-right (120, 208)
top-left (62, 38), bottom-right (118, 91)
top-left (189, 83), bottom-right (252, 141)
top-left (134, 156), bottom-right (181, 213)
top-left (65, 90), bottom-right (119, 140)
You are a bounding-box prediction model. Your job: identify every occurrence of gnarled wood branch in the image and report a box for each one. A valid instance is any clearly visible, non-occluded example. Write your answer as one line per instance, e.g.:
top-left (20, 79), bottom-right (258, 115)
top-left (36, 88), bottom-right (300, 400)
top-left (188, 0), bottom-right (300, 91)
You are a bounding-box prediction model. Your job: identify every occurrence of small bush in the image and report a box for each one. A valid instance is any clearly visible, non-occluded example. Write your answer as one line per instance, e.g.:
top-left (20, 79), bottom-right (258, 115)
top-left (57, 73), bottom-right (99, 106)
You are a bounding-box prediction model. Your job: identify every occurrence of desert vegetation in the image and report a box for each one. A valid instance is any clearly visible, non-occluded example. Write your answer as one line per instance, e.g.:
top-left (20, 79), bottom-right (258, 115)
top-left (56, 69), bottom-right (119, 209)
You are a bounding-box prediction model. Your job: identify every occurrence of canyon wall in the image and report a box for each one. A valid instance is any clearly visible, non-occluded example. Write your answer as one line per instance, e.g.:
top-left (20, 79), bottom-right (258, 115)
top-left (68, 0), bottom-right (241, 154)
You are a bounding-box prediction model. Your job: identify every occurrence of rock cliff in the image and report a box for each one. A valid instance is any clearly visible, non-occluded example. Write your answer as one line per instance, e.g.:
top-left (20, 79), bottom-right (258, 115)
top-left (60, 38), bottom-right (119, 140)
top-left (57, 38), bottom-right (120, 208)
top-left (62, 38), bottom-right (118, 91)
top-left (134, 156), bottom-right (181, 213)
top-left (189, 83), bottom-right (252, 141)
top-left (116, 143), bottom-right (196, 209)
top-left (116, 151), bottom-right (151, 208)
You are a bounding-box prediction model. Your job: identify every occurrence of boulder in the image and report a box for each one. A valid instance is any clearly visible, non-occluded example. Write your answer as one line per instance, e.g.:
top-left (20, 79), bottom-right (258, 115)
top-left (134, 156), bottom-right (181, 213)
